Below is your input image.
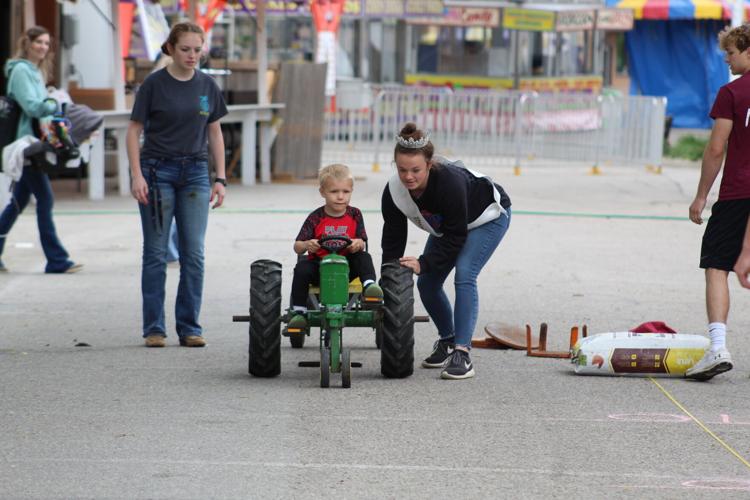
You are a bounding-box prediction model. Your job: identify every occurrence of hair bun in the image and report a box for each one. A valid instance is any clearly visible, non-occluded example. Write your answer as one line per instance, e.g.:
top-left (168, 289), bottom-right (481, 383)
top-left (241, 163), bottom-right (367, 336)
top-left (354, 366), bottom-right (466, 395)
top-left (399, 122), bottom-right (418, 137)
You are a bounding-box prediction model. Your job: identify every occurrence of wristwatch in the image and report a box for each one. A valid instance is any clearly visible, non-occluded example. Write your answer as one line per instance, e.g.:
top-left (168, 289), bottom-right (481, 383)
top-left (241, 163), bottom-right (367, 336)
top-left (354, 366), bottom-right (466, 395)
top-left (214, 177), bottom-right (227, 186)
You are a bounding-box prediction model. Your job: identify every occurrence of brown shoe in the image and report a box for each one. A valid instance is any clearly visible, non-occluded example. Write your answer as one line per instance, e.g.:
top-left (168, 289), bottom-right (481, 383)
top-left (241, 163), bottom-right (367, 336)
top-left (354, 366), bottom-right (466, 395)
top-left (179, 335), bottom-right (206, 347)
top-left (144, 335), bottom-right (166, 348)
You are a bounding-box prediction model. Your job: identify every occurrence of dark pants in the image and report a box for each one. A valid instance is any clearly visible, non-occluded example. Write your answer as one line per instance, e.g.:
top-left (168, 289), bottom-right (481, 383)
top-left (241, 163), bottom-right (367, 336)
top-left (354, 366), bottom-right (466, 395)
top-left (0, 169), bottom-right (73, 273)
top-left (291, 251), bottom-right (376, 308)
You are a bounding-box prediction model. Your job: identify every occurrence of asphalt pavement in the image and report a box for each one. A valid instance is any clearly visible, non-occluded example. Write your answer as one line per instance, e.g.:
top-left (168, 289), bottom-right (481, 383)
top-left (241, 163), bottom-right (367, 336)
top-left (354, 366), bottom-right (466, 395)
top-left (1, 157), bottom-right (750, 499)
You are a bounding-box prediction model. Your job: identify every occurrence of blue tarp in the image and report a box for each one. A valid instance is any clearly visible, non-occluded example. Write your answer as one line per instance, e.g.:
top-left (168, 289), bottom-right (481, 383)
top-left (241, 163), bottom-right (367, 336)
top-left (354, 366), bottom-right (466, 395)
top-left (626, 20), bottom-right (727, 128)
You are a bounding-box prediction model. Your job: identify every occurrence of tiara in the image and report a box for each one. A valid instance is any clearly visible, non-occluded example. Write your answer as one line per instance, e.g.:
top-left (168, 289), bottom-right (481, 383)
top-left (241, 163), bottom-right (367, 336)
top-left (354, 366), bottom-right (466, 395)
top-left (395, 134), bottom-right (430, 149)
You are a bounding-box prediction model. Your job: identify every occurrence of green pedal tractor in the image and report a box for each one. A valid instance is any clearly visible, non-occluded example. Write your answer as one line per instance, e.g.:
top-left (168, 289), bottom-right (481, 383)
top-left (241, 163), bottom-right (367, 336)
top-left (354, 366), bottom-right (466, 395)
top-left (233, 235), bottom-right (423, 388)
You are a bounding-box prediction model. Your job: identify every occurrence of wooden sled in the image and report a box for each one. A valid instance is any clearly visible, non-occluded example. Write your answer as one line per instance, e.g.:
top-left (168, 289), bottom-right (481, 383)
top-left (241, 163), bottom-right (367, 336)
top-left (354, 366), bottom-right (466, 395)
top-left (471, 322), bottom-right (539, 350)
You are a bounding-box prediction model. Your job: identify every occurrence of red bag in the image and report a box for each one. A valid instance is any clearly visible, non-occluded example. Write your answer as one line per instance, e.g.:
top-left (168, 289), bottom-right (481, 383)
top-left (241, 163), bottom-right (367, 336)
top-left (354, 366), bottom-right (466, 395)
top-left (629, 321), bottom-right (677, 333)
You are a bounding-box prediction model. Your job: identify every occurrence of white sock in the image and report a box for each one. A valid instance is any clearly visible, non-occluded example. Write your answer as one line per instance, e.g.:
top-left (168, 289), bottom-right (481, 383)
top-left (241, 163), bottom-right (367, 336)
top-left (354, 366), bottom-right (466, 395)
top-left (708, 322), bottom-right (726, 352)
top-left (362, 279), bottom-right (374, 288)
top-left (292, 306), bottom-right (306, 313)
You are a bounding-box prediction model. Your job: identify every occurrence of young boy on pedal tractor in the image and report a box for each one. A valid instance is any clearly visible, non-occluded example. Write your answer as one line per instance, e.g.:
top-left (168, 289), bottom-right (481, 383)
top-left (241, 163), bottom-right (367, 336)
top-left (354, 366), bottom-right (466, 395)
top-left (286, 164), bottom-right (383, 334)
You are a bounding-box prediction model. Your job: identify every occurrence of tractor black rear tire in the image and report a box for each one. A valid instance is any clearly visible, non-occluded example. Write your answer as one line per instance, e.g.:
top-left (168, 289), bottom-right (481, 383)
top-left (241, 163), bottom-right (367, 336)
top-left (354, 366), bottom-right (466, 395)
top-left (289, 333), bottom-right (306, 349)
top-left (249, 259), bottom-right (282, 377)
top-left (320, 348), bottom-right (331, 388)
top-left (379, 262), bottom-right (415, 378)
top-left (341, 348), bottom-right (351, 389)
top-left (375, 325), bottom-right (382, 349)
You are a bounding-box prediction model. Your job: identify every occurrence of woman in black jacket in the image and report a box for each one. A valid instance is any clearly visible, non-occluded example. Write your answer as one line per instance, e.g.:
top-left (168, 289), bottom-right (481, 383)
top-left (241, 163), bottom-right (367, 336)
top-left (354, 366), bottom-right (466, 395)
top-left (381, 122), bottom-right (511, 379)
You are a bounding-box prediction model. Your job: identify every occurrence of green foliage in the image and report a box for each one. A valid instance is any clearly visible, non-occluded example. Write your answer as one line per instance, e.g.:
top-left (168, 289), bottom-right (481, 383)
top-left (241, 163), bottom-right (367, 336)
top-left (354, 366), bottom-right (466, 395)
top-left (664, 135), bottom-right (709, 161)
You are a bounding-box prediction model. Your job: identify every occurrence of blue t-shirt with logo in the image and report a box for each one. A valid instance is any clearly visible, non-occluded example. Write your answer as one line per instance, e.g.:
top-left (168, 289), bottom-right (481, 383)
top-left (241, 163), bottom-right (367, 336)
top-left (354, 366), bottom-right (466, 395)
top-left (131, 68), bottom-right (228, 160)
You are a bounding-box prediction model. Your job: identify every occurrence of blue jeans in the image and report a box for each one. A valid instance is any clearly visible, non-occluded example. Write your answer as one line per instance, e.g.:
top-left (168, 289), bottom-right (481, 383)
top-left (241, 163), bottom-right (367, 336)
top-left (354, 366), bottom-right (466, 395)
top-left (138, 158), bottom-right (210, 338)
top-left (416, 209), bottom-right (511, 349)
top-left (167, 223), bottom-right (179, 262)
top-left (0, 168), bottom-right (73, 273)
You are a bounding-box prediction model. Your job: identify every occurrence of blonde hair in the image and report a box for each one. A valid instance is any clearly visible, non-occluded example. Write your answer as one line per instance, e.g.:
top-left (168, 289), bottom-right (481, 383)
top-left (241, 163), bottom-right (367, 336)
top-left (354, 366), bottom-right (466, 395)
top-left (318, 163), bottom-right (353, 188)
top-left (14, 26), bottom-right (54, 82)
top-left (719, 24), bottom-right (750, 52)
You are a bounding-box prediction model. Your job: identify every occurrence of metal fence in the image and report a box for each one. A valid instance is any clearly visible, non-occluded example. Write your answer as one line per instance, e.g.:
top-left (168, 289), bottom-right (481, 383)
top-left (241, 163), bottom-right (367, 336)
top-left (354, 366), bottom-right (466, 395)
top-left (324, 86), bottom-right (666, 172)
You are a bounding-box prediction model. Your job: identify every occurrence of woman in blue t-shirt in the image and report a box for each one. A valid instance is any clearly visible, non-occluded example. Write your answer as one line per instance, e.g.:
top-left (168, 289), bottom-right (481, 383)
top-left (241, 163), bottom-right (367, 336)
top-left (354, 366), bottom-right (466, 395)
top-left (0, 26), bottom-right (81, 274)
top-left (126, 22), bottom-right (228, 348)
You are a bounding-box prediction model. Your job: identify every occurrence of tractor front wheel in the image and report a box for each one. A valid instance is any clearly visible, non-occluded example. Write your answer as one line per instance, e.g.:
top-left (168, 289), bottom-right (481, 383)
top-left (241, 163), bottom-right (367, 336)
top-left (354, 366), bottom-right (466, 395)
top-left (379, 262), bottom-right (415, 378)
top-left (249, 259), bottom-right (282, 377)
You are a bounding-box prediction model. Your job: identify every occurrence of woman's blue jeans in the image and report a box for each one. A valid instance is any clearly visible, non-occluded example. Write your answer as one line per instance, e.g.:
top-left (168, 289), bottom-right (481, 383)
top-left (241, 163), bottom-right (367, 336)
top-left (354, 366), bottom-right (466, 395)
top-left (166, 223), bottom-right (179, 262)
top-left (138, 158), bottom-right (210, 338)
top-left (0, 168), bottom-right (73, 273)
top-left (416, 209), bottom-right (511, 349)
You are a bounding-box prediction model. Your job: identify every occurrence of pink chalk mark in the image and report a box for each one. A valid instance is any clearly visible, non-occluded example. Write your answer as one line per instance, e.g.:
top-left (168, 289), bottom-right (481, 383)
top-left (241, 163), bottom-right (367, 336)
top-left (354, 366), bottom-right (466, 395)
top-left (682, 479), bottom-right (750, 491)
top-left (608, 413), bottom-right (690, 423)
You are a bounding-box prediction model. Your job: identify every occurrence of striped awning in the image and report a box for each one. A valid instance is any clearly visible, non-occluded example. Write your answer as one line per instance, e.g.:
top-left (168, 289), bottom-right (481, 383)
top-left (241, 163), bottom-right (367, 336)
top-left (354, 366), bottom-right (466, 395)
top-left (606, 0), bottom-right (748, 19)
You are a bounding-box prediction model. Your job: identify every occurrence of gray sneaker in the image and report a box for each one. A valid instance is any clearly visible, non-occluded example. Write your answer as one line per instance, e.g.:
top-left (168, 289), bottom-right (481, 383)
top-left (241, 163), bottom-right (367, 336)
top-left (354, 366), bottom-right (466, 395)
top-left (685, 348), bottom-right (733, 381)
top-left (441, 349), bottom-right (475, 380)
top-left (422, 338), bottom-right (455, 368)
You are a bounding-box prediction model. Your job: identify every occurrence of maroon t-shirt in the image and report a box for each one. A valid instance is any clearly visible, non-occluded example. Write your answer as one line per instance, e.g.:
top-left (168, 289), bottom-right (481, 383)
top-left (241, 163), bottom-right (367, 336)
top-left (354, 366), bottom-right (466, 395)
top-left (710, 72), bottom-right (750, 200)
top-left (295, 205), bottom-right (368, 259)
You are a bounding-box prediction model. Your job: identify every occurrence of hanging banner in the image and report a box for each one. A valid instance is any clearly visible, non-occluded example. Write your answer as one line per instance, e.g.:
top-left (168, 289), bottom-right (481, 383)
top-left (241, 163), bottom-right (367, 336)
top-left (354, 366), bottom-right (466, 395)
top-left (119, 1), bottom-right (136, 58)
top-left (235, 0), bottom-right (312, 13)
top-left (312, 0), bottom-right (346, 31)
top-left (132, 0), bottom-right (171, 60)
top-left (311, 0), bottom-right (346, 96)
top-left (197, 0), bottom-right (229, 33)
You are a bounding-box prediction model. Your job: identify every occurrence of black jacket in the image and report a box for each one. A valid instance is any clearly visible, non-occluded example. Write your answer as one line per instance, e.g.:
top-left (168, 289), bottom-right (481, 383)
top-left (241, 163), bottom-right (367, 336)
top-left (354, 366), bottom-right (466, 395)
top-left (381, 160), bottom-right (511, 273)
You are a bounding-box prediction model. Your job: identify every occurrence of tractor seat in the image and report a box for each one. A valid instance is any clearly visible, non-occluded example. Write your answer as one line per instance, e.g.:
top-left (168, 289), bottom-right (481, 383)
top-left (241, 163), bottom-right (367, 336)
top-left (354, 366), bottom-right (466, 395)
top-left (309, 277), bottom-right (362, 295)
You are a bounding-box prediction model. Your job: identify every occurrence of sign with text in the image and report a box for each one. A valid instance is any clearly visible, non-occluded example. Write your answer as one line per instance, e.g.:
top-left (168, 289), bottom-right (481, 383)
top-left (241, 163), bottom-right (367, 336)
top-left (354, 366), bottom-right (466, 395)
top-left (405, 0), bottom-right (444, 16)
top-left (519, 75), bottom-right (602, 93)
top-left (596, 8), bottom-right (634, 30)
top-left (409, 7), bottom-right (499, 27)
top-left (405, 73), bottom-right (603, 93)
top-left (364, 0), bottom-right (404, 16)
top-left (555, 9), bottom-right (595, 32)
top-left (503, 8), bottom-right (555, 31)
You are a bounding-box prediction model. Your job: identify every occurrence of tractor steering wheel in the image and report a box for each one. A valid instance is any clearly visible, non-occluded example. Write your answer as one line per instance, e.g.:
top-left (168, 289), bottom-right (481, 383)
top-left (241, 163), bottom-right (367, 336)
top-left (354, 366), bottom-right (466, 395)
top-left (319, 235), bottom-right (352, 254)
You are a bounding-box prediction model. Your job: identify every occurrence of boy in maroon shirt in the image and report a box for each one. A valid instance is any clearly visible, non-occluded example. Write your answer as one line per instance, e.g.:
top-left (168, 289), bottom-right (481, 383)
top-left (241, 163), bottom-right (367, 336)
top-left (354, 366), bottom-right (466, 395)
top-left (687, 24), bottom-right (750, 380)
top-left (286, 164), bottom-right (382, 332)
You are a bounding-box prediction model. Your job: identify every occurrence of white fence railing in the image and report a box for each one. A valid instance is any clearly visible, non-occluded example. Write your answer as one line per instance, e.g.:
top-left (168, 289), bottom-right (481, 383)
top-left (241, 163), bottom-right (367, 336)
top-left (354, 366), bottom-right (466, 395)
top-left (324, 87), bottom-right (666, 172)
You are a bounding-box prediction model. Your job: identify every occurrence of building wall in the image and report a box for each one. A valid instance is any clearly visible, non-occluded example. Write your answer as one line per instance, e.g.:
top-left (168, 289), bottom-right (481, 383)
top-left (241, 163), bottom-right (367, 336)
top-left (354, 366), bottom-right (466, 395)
top-left (62, 0), bottom-right (117, 89)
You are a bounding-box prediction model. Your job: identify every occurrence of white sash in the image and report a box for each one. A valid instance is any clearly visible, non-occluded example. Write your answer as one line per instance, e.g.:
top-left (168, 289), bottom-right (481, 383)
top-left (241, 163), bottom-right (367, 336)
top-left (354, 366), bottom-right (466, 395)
top-left (388, 157), bottom-right (506, 237)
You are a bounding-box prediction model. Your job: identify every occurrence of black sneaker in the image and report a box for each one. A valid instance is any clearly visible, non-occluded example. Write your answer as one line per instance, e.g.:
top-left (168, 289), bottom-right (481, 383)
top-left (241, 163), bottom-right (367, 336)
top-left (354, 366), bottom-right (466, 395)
top-left (422, 338), bottom-right (454, 368)
top-left (441, 350), bottom-right (475, 380)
